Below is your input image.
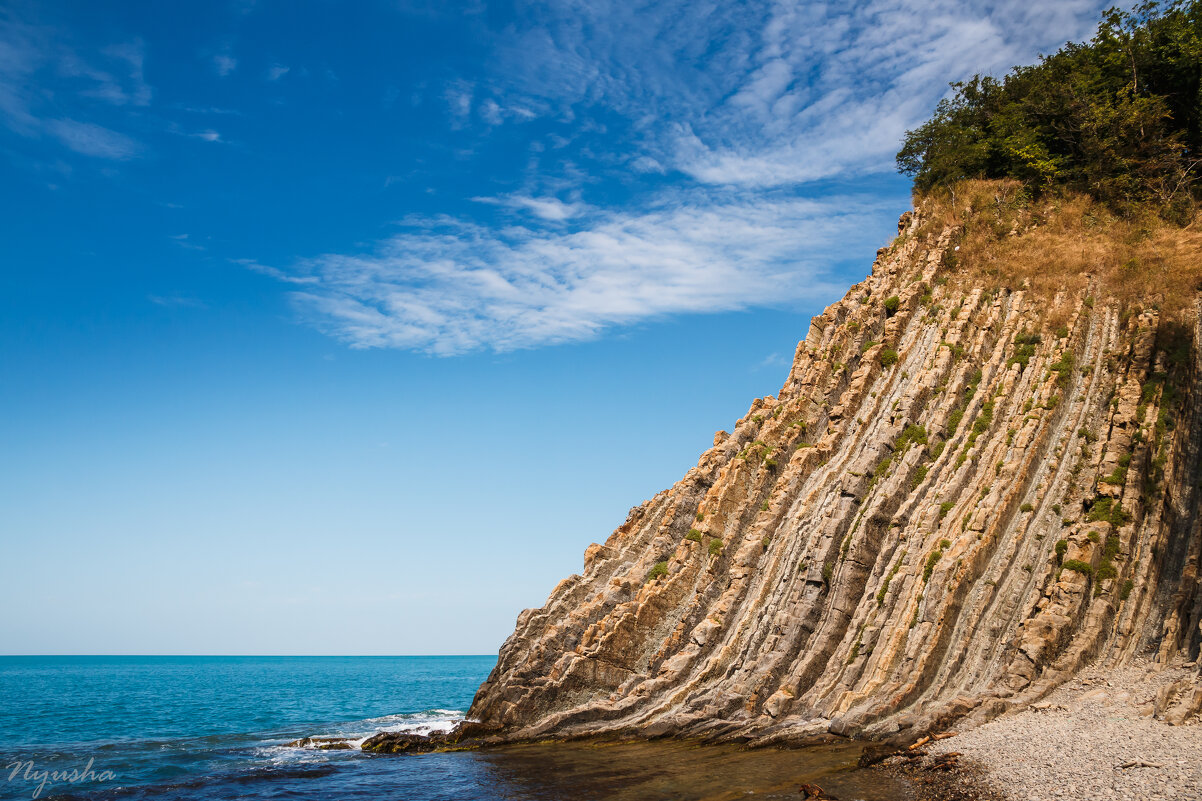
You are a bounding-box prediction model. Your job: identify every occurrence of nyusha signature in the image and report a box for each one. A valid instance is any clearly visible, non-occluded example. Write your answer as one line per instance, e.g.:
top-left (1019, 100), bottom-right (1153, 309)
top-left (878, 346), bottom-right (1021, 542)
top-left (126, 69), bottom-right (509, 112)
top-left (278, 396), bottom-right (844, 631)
top-left (6, 758), bottom-right (115, 799)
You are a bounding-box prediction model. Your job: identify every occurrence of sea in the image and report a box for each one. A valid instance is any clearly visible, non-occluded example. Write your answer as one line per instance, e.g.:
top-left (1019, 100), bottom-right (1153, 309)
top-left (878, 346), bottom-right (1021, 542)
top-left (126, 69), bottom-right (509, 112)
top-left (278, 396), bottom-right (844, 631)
top-left (0, 656), bottom-right (912, 801)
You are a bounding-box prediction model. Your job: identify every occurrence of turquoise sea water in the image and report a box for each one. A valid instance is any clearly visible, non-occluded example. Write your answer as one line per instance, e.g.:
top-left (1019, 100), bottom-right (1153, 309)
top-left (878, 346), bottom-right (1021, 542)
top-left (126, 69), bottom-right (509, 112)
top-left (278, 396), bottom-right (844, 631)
top-left (0, 656), bottom-right (909, 800)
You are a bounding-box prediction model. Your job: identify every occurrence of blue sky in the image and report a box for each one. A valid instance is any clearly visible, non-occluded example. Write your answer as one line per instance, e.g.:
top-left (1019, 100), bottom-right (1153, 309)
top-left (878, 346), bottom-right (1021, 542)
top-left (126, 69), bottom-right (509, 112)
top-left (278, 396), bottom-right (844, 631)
top-left (0, 0), bottom-right (1112, 654)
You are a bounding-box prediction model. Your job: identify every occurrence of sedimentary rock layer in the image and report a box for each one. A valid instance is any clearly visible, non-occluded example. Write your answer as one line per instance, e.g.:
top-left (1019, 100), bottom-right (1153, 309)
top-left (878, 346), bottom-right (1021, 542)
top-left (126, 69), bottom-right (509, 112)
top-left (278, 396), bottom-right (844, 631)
top-left (469, 206), bottom-right (1202, 743)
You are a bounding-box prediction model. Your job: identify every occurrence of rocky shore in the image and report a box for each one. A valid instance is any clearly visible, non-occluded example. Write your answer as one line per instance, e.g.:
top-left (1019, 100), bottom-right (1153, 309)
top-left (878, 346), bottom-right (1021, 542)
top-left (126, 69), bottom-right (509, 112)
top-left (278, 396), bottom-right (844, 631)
top-left (909, 661), bottom-right (1202, 801)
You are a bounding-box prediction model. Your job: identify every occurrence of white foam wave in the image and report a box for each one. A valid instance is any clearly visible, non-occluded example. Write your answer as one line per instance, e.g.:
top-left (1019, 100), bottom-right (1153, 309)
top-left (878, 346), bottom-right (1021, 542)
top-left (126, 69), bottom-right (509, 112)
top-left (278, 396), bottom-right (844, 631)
top-left (264, 709), bottom-right (472, 755)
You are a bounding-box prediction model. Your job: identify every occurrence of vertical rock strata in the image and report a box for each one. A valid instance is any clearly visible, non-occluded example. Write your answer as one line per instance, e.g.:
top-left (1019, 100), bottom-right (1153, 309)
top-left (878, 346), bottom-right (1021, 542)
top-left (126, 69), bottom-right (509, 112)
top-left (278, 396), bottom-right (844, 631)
top-left (469, 207), bottom-right (1202, 742)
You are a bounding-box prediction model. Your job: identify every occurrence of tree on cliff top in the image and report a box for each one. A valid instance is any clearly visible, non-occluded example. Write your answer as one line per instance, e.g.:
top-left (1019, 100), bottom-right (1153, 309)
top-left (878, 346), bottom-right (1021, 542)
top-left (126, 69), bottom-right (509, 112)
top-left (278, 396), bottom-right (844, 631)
top-left (897, 2), bottom-right (1202, 217)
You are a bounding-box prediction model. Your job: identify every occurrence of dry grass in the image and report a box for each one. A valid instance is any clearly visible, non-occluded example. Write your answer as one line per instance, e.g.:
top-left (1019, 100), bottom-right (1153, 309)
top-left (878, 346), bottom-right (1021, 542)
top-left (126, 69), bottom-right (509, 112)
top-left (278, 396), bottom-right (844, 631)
top-left (914, 180), bottom-right (1202, 324)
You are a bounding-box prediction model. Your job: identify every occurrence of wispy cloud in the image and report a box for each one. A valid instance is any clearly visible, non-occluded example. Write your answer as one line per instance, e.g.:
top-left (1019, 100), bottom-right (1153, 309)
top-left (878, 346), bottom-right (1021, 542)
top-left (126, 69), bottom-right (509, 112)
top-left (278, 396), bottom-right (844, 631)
top-left (45, 118), bottom-right (141, 159)
top-left (754, 352), bottom-right (789, 371)
top-left (149, 294), bottom-right (207, 309)
top-left (213, 52), bottom-right (237, 77)
top-left (266, 63), bottom-right (289, 81)
top-left (493, 0), bottom-right (1109, 187)
top-left (234, 258), bottom-right (320, 285)
top-left (168, 233), bottom-right (207, 251)
top-left (473, 194), bottom-right (586, 222)
top-left (254, 0), bottom-right (1114, 355)
top-left (270, 193), bottom-right (887, 355)
top-left (0, 13), bottom-right (147, 160)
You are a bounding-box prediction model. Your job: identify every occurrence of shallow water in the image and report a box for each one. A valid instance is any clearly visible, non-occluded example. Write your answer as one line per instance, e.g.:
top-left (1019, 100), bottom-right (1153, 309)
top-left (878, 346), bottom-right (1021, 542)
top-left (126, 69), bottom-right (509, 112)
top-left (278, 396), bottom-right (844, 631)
top-left (0, 656), bottom-right (909, 800)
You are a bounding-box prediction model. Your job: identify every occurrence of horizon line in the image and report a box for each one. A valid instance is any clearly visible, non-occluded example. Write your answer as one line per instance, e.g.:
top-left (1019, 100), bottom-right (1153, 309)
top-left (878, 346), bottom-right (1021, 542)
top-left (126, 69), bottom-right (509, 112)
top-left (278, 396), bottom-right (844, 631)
top-left (0, 653), bottom-right (497, 658)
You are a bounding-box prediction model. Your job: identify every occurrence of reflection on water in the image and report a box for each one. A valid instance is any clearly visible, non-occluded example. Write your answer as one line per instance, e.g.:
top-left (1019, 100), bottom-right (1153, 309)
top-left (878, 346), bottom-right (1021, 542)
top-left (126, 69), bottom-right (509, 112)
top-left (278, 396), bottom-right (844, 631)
top-left (460, 739), bottom-right (908, 801)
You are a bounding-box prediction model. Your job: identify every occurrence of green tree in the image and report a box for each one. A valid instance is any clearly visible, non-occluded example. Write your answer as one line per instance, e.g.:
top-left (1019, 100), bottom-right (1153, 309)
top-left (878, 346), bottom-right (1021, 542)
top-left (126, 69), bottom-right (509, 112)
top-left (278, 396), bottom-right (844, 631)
top-left (898, 2), bottom-right (1202, 215)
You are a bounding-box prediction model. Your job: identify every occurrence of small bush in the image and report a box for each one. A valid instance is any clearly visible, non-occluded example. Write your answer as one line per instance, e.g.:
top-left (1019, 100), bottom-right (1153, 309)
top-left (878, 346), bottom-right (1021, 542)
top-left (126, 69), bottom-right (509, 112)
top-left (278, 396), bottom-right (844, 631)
top-left (938, 501), bottom-right (954, 519)
top-left (1120, 579), bottom-right (1135, 600)
top-left (685, 529), bottom-right (703, 542)
top-left (1055, 539), bottom-right (1068, 561)
top-left (760, 500), bottom-right (770, 511)
top-left (1062, 559), bottom-right (1093, 576)
top-left (1050, 352), bottom-right (1075, 387)
top-left (695, 512), bottom-right (705, 521)
top-left (708, 539), bottom-right (723, 556)
top-left (1087, 497), bottom-right (1131, 526)
top-left (822, 562), bottom-right (834, 584)
top-left (884, 295), bottom-right (901, 315)
top-left (646, 561), bottom-right (669, 581)
top-left (923, 546), bottom-right (945, 583)
top-left (1087, 530), bottom-right (1100, 543)
top-left (1020, 502), bottom-right (1034, 513)
top-left (880, 348), bottom-right (900, 368)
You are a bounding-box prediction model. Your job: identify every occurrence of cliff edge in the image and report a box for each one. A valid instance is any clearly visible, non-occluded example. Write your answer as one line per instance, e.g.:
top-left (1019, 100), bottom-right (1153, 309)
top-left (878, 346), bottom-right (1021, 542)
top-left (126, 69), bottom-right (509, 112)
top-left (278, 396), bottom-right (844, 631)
top-left (468, 187), bottom-right (1202, 744)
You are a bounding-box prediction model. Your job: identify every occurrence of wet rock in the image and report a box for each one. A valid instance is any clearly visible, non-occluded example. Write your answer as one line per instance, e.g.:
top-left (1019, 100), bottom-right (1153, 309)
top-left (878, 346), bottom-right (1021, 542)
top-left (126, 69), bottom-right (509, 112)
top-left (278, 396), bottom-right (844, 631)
top-left (360, 731), bottom-right (441, 754)
top-left (286, 736), bottom-right (354, 750)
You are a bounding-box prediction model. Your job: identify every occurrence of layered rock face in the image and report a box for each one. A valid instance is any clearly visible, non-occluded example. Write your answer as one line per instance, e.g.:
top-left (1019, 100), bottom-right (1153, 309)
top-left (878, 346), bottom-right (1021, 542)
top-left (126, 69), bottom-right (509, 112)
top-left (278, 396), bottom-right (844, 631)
top-left (469, 207), bottom-right (1202, 743)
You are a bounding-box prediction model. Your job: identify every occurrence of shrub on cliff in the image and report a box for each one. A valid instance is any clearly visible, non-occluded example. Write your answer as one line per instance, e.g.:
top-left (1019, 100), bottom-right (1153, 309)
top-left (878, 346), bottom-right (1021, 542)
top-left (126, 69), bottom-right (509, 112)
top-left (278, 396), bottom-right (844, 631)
top-left (898, 2), bottom-right (1202, 217)
top-left (1063, 559), bottom-right (1094, 576)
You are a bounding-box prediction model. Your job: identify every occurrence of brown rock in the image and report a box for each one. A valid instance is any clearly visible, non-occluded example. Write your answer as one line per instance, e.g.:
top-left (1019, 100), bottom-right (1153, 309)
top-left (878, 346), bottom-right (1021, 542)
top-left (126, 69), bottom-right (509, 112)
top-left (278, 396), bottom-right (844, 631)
top-left (464, 205), bottom-right (1202, 745)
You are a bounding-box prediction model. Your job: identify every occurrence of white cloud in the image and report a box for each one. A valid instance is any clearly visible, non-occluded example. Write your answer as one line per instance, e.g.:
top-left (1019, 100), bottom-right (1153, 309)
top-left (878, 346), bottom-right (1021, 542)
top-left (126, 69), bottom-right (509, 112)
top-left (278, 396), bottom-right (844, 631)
top-left (474, 194), bottom-right (586, 221)
top-left (269, 193), bottom-right (887, 355)
top-left (492, 0), bottom-right (1111, 188)
top-left (257, 0), bottom-right (1117, 355)
top-left (266, 63), bottom-right (289, 81)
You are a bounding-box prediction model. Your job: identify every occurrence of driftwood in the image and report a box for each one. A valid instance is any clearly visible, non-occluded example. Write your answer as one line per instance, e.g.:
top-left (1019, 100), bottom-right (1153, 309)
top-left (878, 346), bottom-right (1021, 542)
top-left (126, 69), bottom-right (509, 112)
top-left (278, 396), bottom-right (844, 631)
top-left (1116, 760), bottom-right (1162, 770)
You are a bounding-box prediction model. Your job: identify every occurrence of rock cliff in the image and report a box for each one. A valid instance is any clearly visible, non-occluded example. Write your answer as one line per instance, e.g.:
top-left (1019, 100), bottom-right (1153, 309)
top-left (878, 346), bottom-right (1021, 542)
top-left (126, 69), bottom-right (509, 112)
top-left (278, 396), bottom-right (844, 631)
top-left (469, 195), bottom-right (1202, 743)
